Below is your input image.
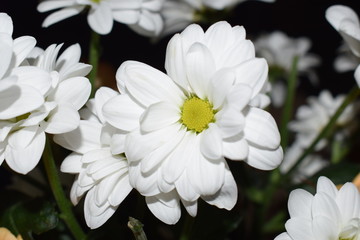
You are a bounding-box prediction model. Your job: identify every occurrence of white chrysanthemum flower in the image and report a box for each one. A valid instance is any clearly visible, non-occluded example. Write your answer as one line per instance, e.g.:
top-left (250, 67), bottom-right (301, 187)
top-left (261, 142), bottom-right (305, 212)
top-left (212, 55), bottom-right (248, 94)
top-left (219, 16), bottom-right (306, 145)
top-left (326, 5), bottom-right (360, 87)
top-left (103, 21), bottom-right (282, 224)
top-left (159, 0), bottom-right (275, 37)
top-left (289, 90), bottom-right (357, 151)
top-left (54, 87), bottom-right (132, 229)
top-left (275, 176), bottom-right (360, 240)
top-left (0, 43), bottom-right (91, 174)
top-left (280, 142), bottom-right (328, 183)
top-left (37, 0), bottom-right (165, 36)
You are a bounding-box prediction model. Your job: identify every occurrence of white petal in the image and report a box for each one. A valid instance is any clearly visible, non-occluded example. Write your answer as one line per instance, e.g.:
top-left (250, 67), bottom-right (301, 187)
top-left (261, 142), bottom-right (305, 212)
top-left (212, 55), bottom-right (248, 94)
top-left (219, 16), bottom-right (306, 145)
top-left (246, 144), bottom-right (283, 170)
top-left (223, 135), bottom-right (249, 160)
top-left (110, 133), bottom-right (126, 155)
top-left (108, 174), bottom-right (133, 206)
top-left (285, 218), bottom-right (314, 240)
top-left (207, 69), bottom-right (236, 109)
top-left (84, 189), bottom-right (116, 229)
top-left (226, 83), bottom-right (253, 111)
top-left (175, 171), bottom-right (200, 202)
top-left (244, 107), bottom-right (280, 149)
top-left (274, 232), bottom-right (292, 240)
top-left (181, 199), bottom-right (198, 217)
top-left (116, 61), bottom-right (184, 107)
top-left (112, 10), bottom-right (139, 24)
top-left (42, 7), bottom-right (85, 28)
top-left (53, 120), bottom-right (102, 154)
top-left (145, 192), bottom-right (181, 225)
top-left (5, 129), bottom-right (45, 174)
top-left (288, 189), bottom-right (313, 219)
top-left (316, 176), bottom-right (338, 199)
top-left (128, 161), bottom-right (160, 196)
top-left (234, 58), bottom-right (268, 99)
top-left (336, 182), bottom-right (360, 224)
top-left (37, 1), bottom-right (79, 12)
top-left (44, 103), bottom-right (80, 134)
top-left (8, 125), bottom-right (38, 149)
top-left (165, 34), bottom-right (188, 90)
top-left (94, 87), bottom-right (118, 123)
top-left (0, 81), bottom-right (44, 119)
top-left (60, 152), bottom-right (83, 173)
top-left (11, 66), bottom-right (52, 95)
top-left (0, 13), bottom-right (13, 35)
top-left (51, 76), bottom-right (90, 110)
top-left (216, 107), bottom-right (245, 139)
top-left (200, 123), bottom-right (223, 160)
top-left (140, 101), bottom-right (180, 132)
top-left (202, 163), bottom-right (237, 210)
top-left (12, 36), bottom-right (37, 67)
top-left (312, 192), bottom-right (341, 223)
top-left (102, 94), bottom-right (143, 132)
top-left (187, 141), bottom-right (225, 196)
top-left (87, 3), bottom-right (113, 35)
top-left (312, 216), bottom-right (339, 240)
top-left (185, 42), bottom-right (216, 99)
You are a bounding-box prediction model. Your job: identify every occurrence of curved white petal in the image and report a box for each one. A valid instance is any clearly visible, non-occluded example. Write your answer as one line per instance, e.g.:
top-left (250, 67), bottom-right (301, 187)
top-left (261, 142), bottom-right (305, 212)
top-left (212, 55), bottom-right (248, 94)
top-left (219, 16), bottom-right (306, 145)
top-left (175, 171), bottom-right (200, 202)
top-left (244, 107), bottom-right (281, 150)
top-left (288, 189), bottom-right (313, 219)
top-left (42, 6), bottom-right (85, 28)
top-left (312, 215), bottom-right (339, 240)
top-left (200, 123), bottom-right (223, 160)
top-left (5, 129), bottom-right (45, 174)
top-left (145, 192), bottom-right (181, 225)
top-left (316, 176), bottom-right (338, 199)
top-left (274, 232), bottom-right (292, 240)
top-left (223, 135), bottom-right (248, 160)
top-left (285, 218), bottom-right (313, 240)
top-left (102, 94), bottom-right (143, 132)
top-left (44, 103), bottom-right (80, 134)
top-left (87, 3), bottom-right (113, 35)
top-left (108, 174), bottom-right (133, 206)
top-left (0, 34), bottom-right (13, 79)
top-left (37, 0), bottom-right (78, 12)
top-left (354, 64), bottom-right (360, 87)
top-left (60, 152), bottom-right (83, 173)
top-left (140, 101), bottom-right (180, 132)
top-left (246, 144), bottom-right (283, 170)
top-left (216, 107), bottom-right (245, 139)
top-left (202, 163), bottom-right (237, 210)
top-left (0, 13), bottom-right (13, 35)
top-left (12, 36), bottom-right (37, 67)
top-left (94, 87), bottom-right (118, 123)
top-left (185, 42), bottom-right (216, 99)
top-left (116, 61), bottom-right (184, 107)
top-left (336, 182), bottom-right (360, 224)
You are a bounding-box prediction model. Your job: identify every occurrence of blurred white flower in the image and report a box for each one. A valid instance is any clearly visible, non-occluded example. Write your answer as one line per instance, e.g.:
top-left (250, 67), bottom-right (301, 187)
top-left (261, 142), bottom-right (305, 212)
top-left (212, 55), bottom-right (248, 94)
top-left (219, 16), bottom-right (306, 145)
top-left (103, 21), bottom-right (282, 224)
top-left (326, 5), bottom-right (360, 87)
top-left (159, 0), bottom-right (275, 37)
top-left (0, 43), bottom-right (91, 174)
top-left (275, 176), bottom-right (360, 240)
top-left (288, 90), bottom-right (357, 151)
top-left (37, 0), bottom-right (165, 36)
top-left (54, 87), bottom-right (132, 229)
top-left (280, 142), bottom-right (328, 183)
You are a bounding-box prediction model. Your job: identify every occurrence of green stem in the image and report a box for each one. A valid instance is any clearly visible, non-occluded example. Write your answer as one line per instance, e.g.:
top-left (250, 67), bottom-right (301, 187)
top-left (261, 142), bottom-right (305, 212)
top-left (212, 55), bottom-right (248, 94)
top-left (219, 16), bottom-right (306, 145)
top-left (42, 140), bottom-right (87, 240)
top-left (280, 56), bottom-right (299, 148)
top-left (128, 217), bottom-right (148, 240)
top-left (286, 85), bottom-right (360, 176)
top-left (88, 30), bottom-right (100, 98)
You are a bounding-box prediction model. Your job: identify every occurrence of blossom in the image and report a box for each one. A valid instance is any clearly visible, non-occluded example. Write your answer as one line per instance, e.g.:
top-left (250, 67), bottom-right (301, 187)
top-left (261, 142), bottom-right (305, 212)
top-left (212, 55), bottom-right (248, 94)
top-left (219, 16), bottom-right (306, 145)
top-left (103, 21), bottom-right (282, 224)
top-left (37, 0), bottom-right (164, 36)
top-left (54, 87), bottom-right (132, 229)
top-left (288, 90), bottom-right (357, 151)
top-left (275, 176), bottom-right (360, 240)
top-left (326, 5), bottom-right (360, 87)
top-left (0, 43), bottom-right (91, 174)
top-left (0, 228), bottom-right (22, 240)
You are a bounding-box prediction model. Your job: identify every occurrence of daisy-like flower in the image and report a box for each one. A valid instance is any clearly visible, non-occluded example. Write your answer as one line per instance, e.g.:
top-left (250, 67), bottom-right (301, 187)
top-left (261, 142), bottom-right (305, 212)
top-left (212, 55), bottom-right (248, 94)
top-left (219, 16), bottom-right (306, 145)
top-left (275, 176), bottom-right (360, 240)
top-left (288, 90), bottom-right (357, 151)
top-left (159, 0), bottom-right (275, 37)
top-left (103, 21), bottom-right (283, 224)
top-left (326, 5), bottom-right (360, 87)
top-left (54, 87), bottom-right (132, 229)
top-left (0, 43), bottom-right (91, 174)
top-left (37, 0), bottom-right (165, 36)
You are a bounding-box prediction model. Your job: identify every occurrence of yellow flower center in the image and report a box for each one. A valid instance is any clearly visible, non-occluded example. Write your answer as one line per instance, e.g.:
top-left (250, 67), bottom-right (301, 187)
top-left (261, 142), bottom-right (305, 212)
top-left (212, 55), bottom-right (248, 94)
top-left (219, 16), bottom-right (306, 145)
top-left (180, 96), bottom-right (215, 133)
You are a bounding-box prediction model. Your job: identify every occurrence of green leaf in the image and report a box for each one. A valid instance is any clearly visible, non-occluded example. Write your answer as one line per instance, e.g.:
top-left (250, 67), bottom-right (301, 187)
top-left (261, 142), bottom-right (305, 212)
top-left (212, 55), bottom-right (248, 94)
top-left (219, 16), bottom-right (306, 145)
top-left (0, 197), bottom-right (59, 239)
